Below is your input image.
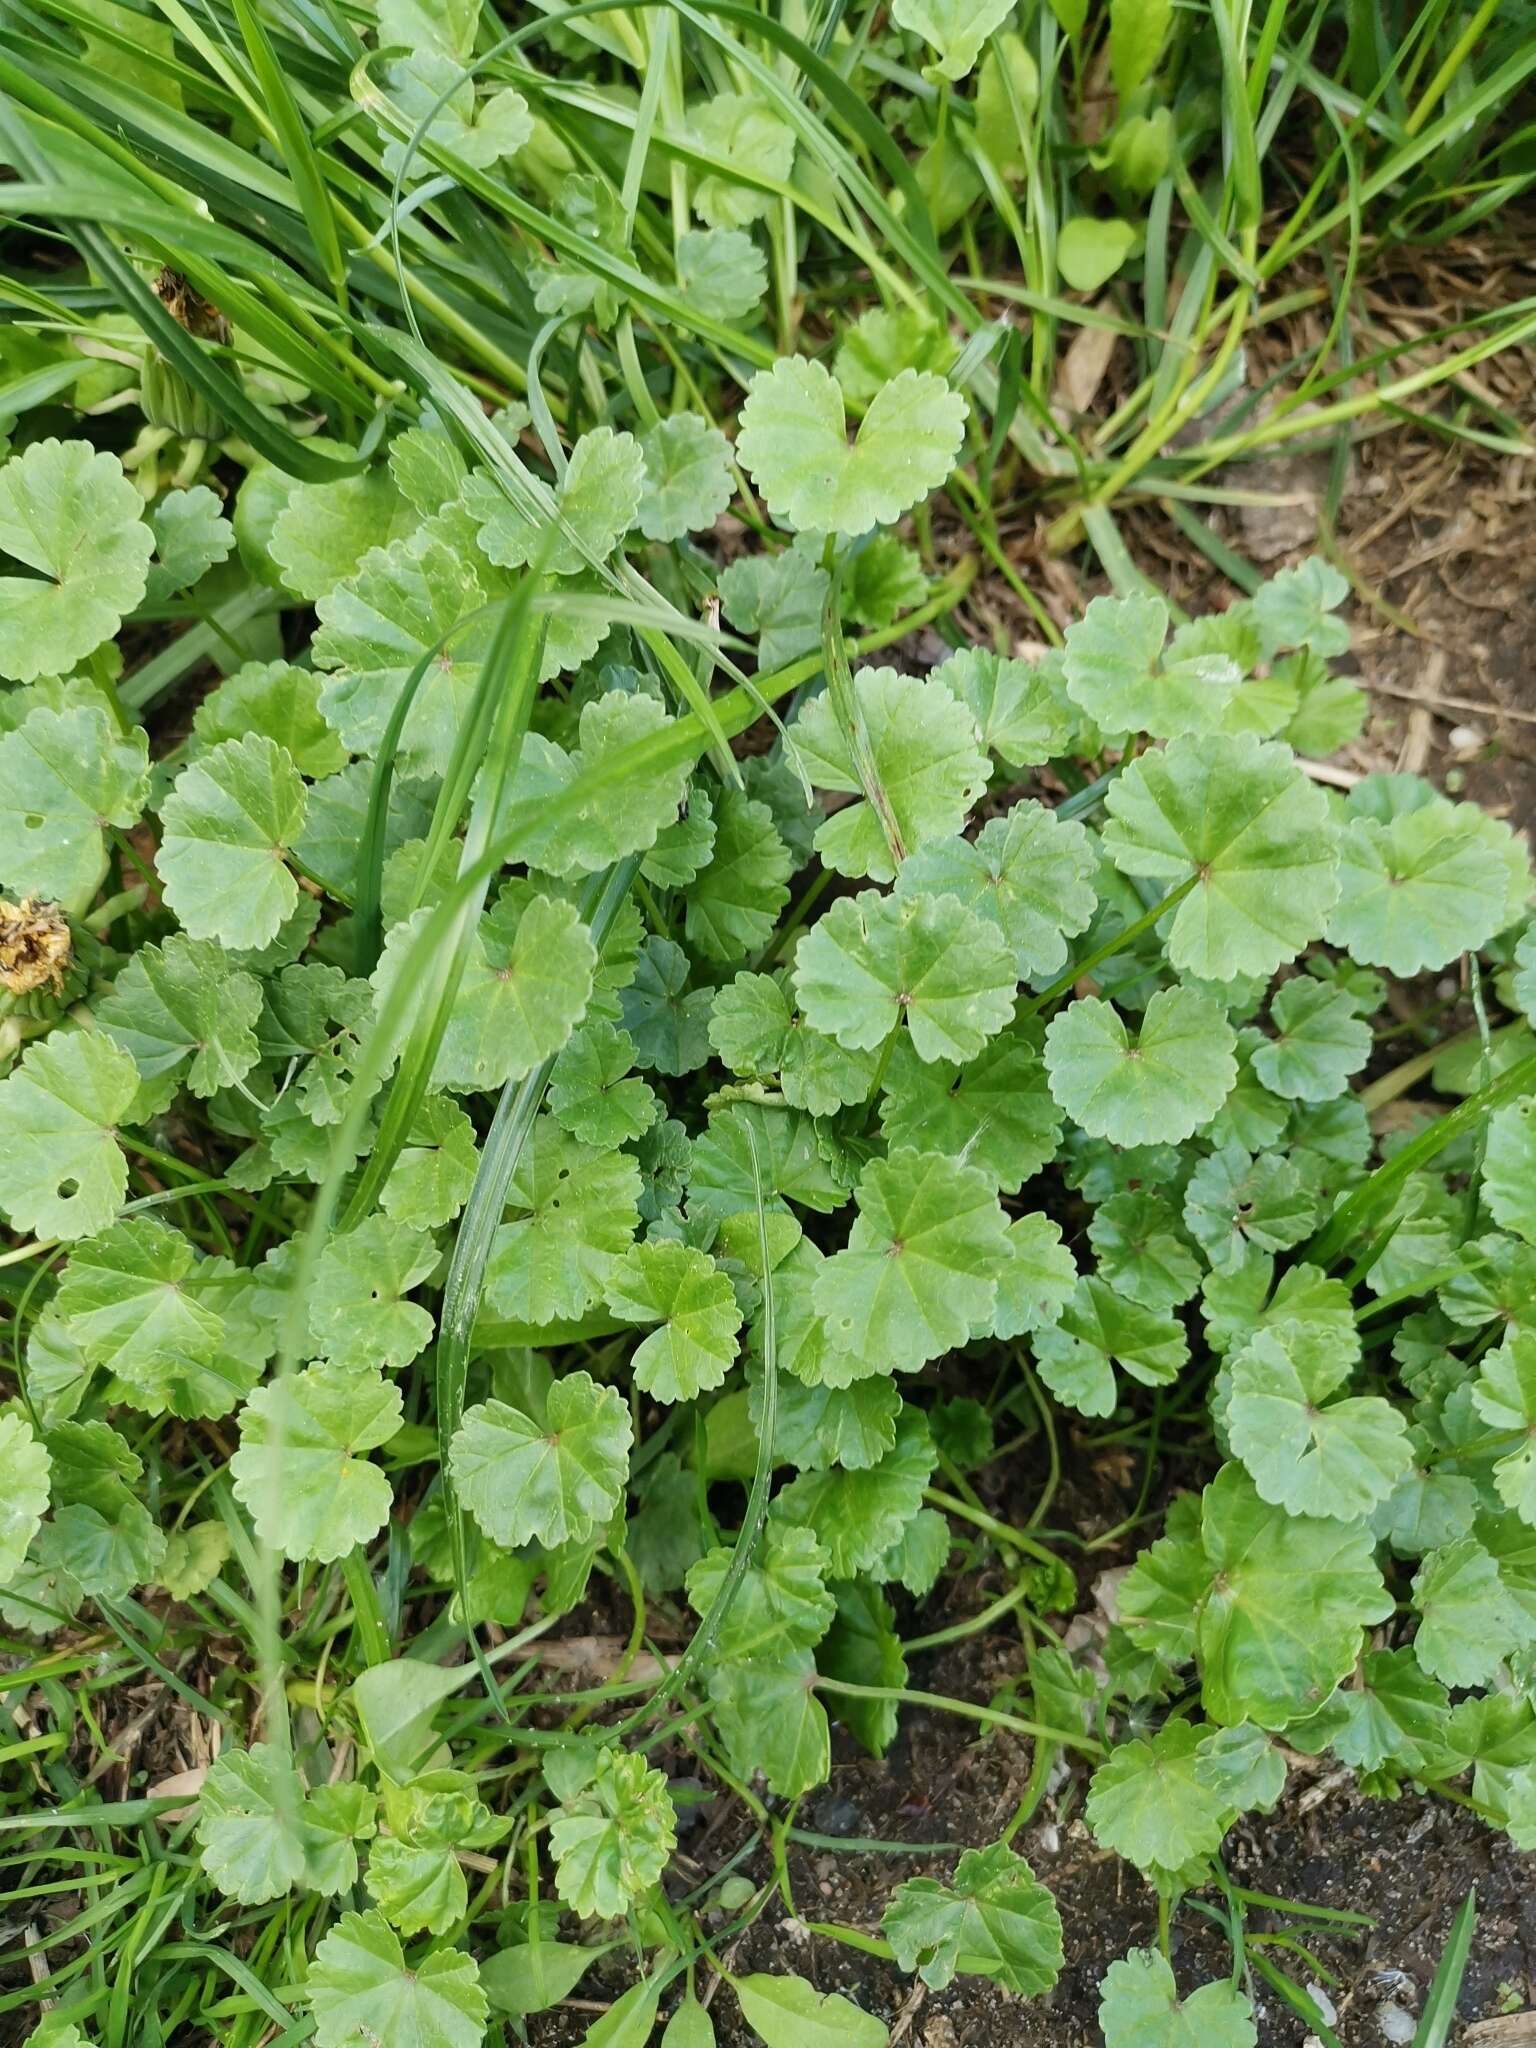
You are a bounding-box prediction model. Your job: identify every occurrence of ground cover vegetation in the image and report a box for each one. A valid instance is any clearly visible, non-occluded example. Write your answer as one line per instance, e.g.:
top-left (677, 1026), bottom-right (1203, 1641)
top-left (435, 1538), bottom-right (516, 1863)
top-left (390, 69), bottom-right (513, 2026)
top-left (2, 0), bottom-right (1536, 2041)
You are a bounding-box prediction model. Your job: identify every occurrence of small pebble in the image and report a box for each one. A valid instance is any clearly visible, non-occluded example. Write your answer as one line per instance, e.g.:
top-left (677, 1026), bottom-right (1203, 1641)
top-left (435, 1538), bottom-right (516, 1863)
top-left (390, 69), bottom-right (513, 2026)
top-left (1447, 724), bottom-right (1483, 752)
top-left (1308, 1984), bottom-right (1339, 2025)
top-left (1379, 2003), bottom-right (1418, 2044)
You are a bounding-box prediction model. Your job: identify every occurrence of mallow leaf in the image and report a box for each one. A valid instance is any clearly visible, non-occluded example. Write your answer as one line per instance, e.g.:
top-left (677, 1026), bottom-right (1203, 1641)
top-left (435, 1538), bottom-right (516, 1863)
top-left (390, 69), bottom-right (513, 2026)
top-left (97, 934), bottom-right (263, 1097)
top-left (605, 1240), bottom-right (741, 1401)
top-left (0, 702), bottom-right (149, 900)
top-left (450, 1371), bottom-right (632, 1550)
top-left (305, 1910), bottom-right (487, 2048)
top-left (0, 1031), bottom-right (137, 1240)
top-left (1250, 976), bottom-right (1370, 1101)
top-left (1326, 797), bottom-right (1509, 974)
top-left (637, 414), bottom-right (734, 540)
top-left (0, 1414), bottom-right (49, 1588)
top-left (1085, 1720), bottom-right (1230, 1878)
top-left (1101, 734), bottom-right (1340, 978)
top-left (0, 440), bottom-right (152, 681)
top-left (1484, 1096), bottom-right (1536, 1245)
top-left (547, 1747), bottom-right (675, 1918)
top-left (891, 0), bottom-right (1015, 80)
top-left (157, 735), bottom-right (307, 952)
top-left (191, 660), bottom-right (347, 778)
top-left (736, 357), bottom-right (966, 536)
top-left (1411, 1535), bottom-right (1532, 1689)
top-left (308, 1216), bottom-right (438, 1374)
top-left (495, 693), bottom-right (694, 879)
top-left (878, 1030), bottom-right (1060, 1194)
top-left (483, 1117), bottom-right (640, 1325)
top-left (1227, 1321), bottom-right (1413, 1520)
top-left (683, 791), bottom-right (791, 961)
top-left (231, 1365), bottom-right (402, 1563)
top-left (708, 970), bottom-right (881, 1117)
top-left (465, 426), bottom-right (643, 574)
top-left (929, 646), bottom-right (1073, 768)
top-left (895, 804), bottom-right (1098, 978)
top-left (1031, 1276), bottom-right (1188, 1419)
top-left (1472, 1334), bottom-right (1536, 1525)
top-left (1063, 594), bottom-right (1240, 739)
top-left (1044, 987), bottom-right (1237, 1146)
top-left (1098, 1947), bottom-right (1258, 2048)
top-left (882, 1843), bottom-right (1063, 1993)
top-left (690, 92), bottom-right (796, 229)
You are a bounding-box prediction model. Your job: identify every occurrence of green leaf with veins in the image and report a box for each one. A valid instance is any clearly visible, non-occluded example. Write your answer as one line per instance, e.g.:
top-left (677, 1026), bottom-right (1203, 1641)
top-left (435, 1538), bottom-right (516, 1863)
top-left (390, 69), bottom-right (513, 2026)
top-left (1326, 799), bottom-right (1508, 974)
top-left (931, 647), bottom-right (1073, 768)
top-left (840, 533), bottom-right (926, 627)
top-left (789, 665), bottom-right (988, 882)
top-left (1297, 1647), bottom-right (1451, 1776)
top-left (733, 1974), bottom-right (888, 2048)
top-left (307, 1217), bottom-right (438, 1374)
top-left (1251, 556), bottom-right (1350, 658)
top-left (1197, 1464), bottom-right (1393, 1728)
top-left (191, 660), bottom-right (347, 778)
top-left (897, 806), bottom-right (1098, 978)
top-left (834, 305), bottom-right (954, 401)
top-left (687, 1521), bottom-right (835, 1659)
top-left (305, 1910), bottom-right (487, 2048)
top-left (637, 414), bottom-right (734, 541)
top-left (641, 782), bottom-right (716, 889)
top-left (1472, 1334), bottom-right (1536, 1524)
top-left (684, 791), bottom-right (791, 961)
top-left (465, 426), bottom-right (643, 574)
top-left (1044, 987), bottom-right (1237, 1147)
top-left (1251, 976), bottom-right (1370, 1101)
top-left (775, 1408), bottom-right (938, 1578)
top-left (987, 1214), bottom-right (1078, 1340)
top-left (483, 1116), bottom-right (640, 1325)
top-left (143, 484), bottom-right (233, 604)
top-left (0, 701), bottom-right (149, 901)
top-left (382, 1093), bottom-right (479, 1229)
top-left (549, 1022), bottom-right (659, 1145)
top-left (1088, 1193), bottom-right (1201, 1312)
top-left (1484, 1097), bottom-right (1536, 1244)
top-left (620, 935), bottom-right (715, 1076)
top-left (718, 551), bottom-right (827, 670)
top-left (231, 1365), bottom-right (402, 1564)
top-left (1182, 1144), bottom-right (1317, 1271)
top-left (269, 468), bottom-right (408, 602)
top-left (451, 1372), bottom-right (631, 1550)
top-left (1063, 594), bottom-right (1241, 739)
top-left (1412, 1534), bottom-right (1534, 1688)
top-left (878, 1031), bottom-right (1060, 1193)
top-left (1191, 1723), bottom-right (1286, 1813)
top-left (794, 888), bottom-right (1017, 1065)
top-left (0, 1415), bottom-right (49, 1589)
top-left (892, 0), bottom-right (1016, 79)
top-left (737, 357), bottom-right (966, 536)
top-left (883, 1843), bottom-right (1063, 1993)
top-left (676, 226), bottom-right (767, 321)
top-left (1227, 1321), bottom-right (1412, 1520)
top-left (605, 1240), bottom-right (741, 1401)
top-left (689, 92), bottom-right (795, 228)
top-left (688, 1101), bottom-right (846, 1221)
top-left (312, 532), bottom-right (494, 780)
top-left (547, 1747), bottom-right (675, 1919)
top-left (1101, 734), bottom-right (1340, 978)
top-left (1032, 1275), bottom-right (1188, 1418)
top-left (0, 1031), bottom-right (137, 1240)
top-left (813, 1149), bottom-right (1011, 1372)
top-left (709, 970), bottom-right (881, 1116)
top-left (196, 1744), bottom-right (374, 1906)
top-left (97, 935), bottom-right (263, 1097)
top-left (1086, 1721), bottom-right (1231, 1877)
top-left (496, 694), bottom-right (694, 878)
top-left (157, 734), bottom-right (307, 952)
top-left (0, 440), bottom-right (152, 681)
top-left (1098, 1947), bottom-right (1258, 2048)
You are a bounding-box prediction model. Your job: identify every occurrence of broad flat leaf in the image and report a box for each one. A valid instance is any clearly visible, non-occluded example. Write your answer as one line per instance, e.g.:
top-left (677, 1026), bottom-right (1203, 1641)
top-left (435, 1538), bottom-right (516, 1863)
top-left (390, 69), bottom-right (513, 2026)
top-left (891, 0), bottom-right (1014, 79)
top-left (687, 1521), bottom-right (835, 1660)
top-left (813, 1149), bottom-right (1011, 1371)
top-left (1101, 734), bottom-right (1340, 978)
top-left (308, 1217), bottom-right (438, 1373)
top-left (1190, 1723), bottom-right (1286, 1813)
top-left (1110, 0), bottom-right (1173, 98)
top-left (1326, 799), bottom-right (1508, 974)
top-left (1227, 1322), bottom-right (1412, 1520)
top-left (1182, 1144), bottom-right (1317, 1272)
top-left (547, 1748), bottom-right (675, 1918)
top-left (451, 1371), bottom-right (632, 1549)
top-left (708, 970), bottom-right (881, 1116)
top-left (737, 357), bottom-right (966, 536)
top-left (793, 888), bottom-right (1017, 1065)
top-left (312, 533), bottom-right (496, 780)
top-left (690, 92), bottom-right (795, 228)
top-left (1063, 594), bottom-right (1240, 738)
top-left (620, 935), bottom-right (714, 1076)
top-left (731, 1974), bottom-right (888, 2048)
top-left (465, 426), bottom-right (643, 574)
top-left (718, 551), bottom-right (827, 670)
top-left (1299, 1647), bottom-right (1451, 1776)
top-left (269, 468), bottom-right (408, 601)
top-left (0, 1031), bottom-right (137, 1240)
top-left (879, 1030), bottom-right (1060, 1193)
top-left (1098, 1948), bottom-right (1257, 2048)
top-left (1251, 556), bottom-right (1351, 658)
top-left (157, 734), bottom-right (307, 952)
top-left (789, 665), bottom-right (988, 882)
top-left (699, 1652), bottom-right (829, 1793)
top-left (231, 1364), bottom-right (402, 1563)
top-left (143, 484), bottom-right (234, 604)
top-left (606, 1240), bottom-right (741, 1401)
top-left (0, 1414), bottom-right (49, 1588)
top-left (383, 1093), bottom-right (479, 1229)
top-left (97, 934), bottom-right (262, 1096)
top-left (841, 533), bottom-right (926, 626)
top-left (1085, 1721), bottom-right (1230, 1877)
top-left (662, 1998), bottom-right (714, 2048)
top-left (1057, 215), bottom-right (1137, 291)
top-left (1197, 1464), bottom-right (1393, 1728)
top-left (882, 1843), bottom-right (1063, 1992)
top-left (687, 1101), bottom-right (845, 1221)
top-left (306, 1910), bottom-right (487, 2048)
top-left (818, 1580), bottom-right (906, 1752)
top-left (896, 804), bottom-right (1097, 977)
top-left (0, 702), bottom-right (149, 899)
top-left (642, 782), bottom-right (716, 889)
top-left (496, 694), bottom-right (694, 879)
top-left (676, 227), bottom-right (767, 322)
top-left (0, 439), bottom-right (152, 680)
top-left (834, 306), bottom-right (954, 402)
top-left (930, 647), bottom-right (1072, 769)
top-left (481, 1940), bottom-right (597, 2018)
top-left (1087, 1192), bottom-right (1199, 1313)
top-left (637, 414), bottom-right (733, 540)
top-left (372, 886), bottom-right (596, 1093)
top-left (684, 791), bottom-right (791, 961)
top-left (1032, 1275), bottom-right (1188, 1418)
top-left (549, 1022), bottom-right (659, 1145)
top-left (380, 52), bottom-right (531, 176)
top-left (1484, 1096), bottom-right (1536, 1244)
top-left (1472, 1334), bottom-right (1536, 1524)
top-left (483, 1118), bottom-right (640, 1325)
top-left (1250, 976), bottom-right (1369, 1101)
top-left (988, 1213), bottom-right (1078, 1340)
top-left (191, 659), bottom-right (347, 778)
top-left (157, 1520), bottom-right (232, 1600)
top-left (1044, 987), bottom-right (1237, 1146)
top-left (197, 1745), bottom-right (373, 1906)
top-left (1413, 1535), bottom-right (1534, 1687)
top-left (776, 1408), bottom-right (938, 1578)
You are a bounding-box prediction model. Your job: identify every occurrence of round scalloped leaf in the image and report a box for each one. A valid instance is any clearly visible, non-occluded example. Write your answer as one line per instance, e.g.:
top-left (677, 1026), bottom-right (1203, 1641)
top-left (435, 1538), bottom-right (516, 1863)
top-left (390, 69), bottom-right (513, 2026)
top-left (1085, 1720), bottom-right (1230, 1878)
top-left (1481, 1096), bottom-right (1536, 1245)
top-left (684, 790), bottom-right (791, 961)
top-left (1250, 976), bottom-right (1369, 1101)
top-left (548, 1021), bottom-right (659, 1146)
top-left (637, 414), bottom-right (734, 541)
top-left (483, 1117), bottom-right (641, 1326)
top-left (605, 1239), bottom-right (741, 1402)
top-left (1087, 1192), bottom-right (1201, 1313)
top-left (1101, 734), bottom-right (1340, 978)
top-left (0, 700), bottom-right (149, 901)
top-left (1182, 1144), bottom-right (1317, 1272)
top-left (308, 1216), bottom-right (438, 1374)
top-left (690, 92), bottom-right (795, 229)
top-left (1045, 987), bottom-right (1237, 1147)
top-left (930, 646), bottom-right (1072, 768)
top-left (737, 357), bottom-right (966, 536)
top-left (1032, 1275), bottom-right (1188, 1418)
top-left (881, 1842), bottom-right (1063, 1994)
top-left (1098, 1946), bottom-right (1258, 2048)
top-left (878, 1031), bottom-right (1060, 1193)
top-left (0, 1414), bottom-right (49, 1589)
top-left (547, 1746), bottom-right (676, 1919)
top-left (496, 693), bottom-right (695, 879)
top-left (708, 970), bottom-right (881, 1117)
top-left (1411, 1534), bottom-right (1532, 1688)
top-left (1227, 1322), bottom-right (1413, 1521)
top-left (1063, 594), bottom-right (1240, 739)
top-left (157, 734), bottom-right (307, 952)
top-left (897, 805), bottom-right (1098, 978)
top-left (892, 0), bottom-right (1015, 79)
top-left (987, 1213), bottom-right (1078, 1340)
top-left (1326, 798), bottom-right (1509, 975)
top-left (0, 1031), bottom-right (137, 1240)
top-left (1197, 1464), bottom-right (1393, 1728)
top-left (450, 1371), bottom-right (632, 1550)
top-left (231, 1364), bottom-right (402, 1563)
top-left (1251, 556), bottom-right (1350, 658)
top-left (0, 440), bottom-right (152, 681)
top-left (191, 660), bottom-right (348, 779)
top-left (676, 226), bottom-right (768, 321)
top-left (790, 665), bottom-right (989, 883)
top-left (1471, 1334), bottom-right (1536, 1525)
top-left (268, 468), bottom-right (408, 602)
top-left (305, 1909), bottom-right (487, 2048)
top-left (465, 426), bottom-right (643, 575)
top-left (97, 934), bottom-right (263, 1098)
top-left (793, 887), bottom-right (1017, 1066)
